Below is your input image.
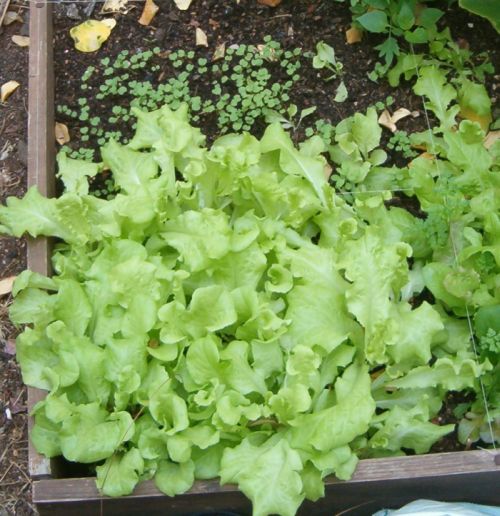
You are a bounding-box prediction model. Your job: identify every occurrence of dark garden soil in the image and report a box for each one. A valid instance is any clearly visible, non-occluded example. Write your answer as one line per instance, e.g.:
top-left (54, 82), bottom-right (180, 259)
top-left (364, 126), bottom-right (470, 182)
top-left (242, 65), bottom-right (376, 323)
top-left (52, 0), bottom-right (499, 155)
top-left (0, 1), bottom-right (32, 514)
top-left (0, 0), bottom-right (498, 513)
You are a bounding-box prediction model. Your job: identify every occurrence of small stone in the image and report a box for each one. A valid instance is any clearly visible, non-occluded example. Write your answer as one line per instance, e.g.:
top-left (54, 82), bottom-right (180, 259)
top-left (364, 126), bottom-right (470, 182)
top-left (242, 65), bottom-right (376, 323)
top-left (65, 3), bottom-right (81, 20)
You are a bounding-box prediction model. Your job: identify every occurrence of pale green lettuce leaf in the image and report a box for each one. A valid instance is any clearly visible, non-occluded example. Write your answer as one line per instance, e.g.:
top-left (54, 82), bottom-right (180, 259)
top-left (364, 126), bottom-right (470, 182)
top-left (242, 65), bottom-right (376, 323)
top-left (57, 152), bottom-right (100, 195)
top-left (289, 361), bottom-right (375, 452)
top-left (96, 448), bottom-right (144, 497)
top-left (155, 459), bottom-right (195, 497)
top-left (220, 434), bottom-right (304, 516)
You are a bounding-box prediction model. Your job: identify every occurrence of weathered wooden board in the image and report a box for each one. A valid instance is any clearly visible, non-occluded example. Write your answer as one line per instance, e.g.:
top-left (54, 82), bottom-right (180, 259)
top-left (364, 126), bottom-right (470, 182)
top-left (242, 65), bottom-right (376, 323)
top-left (27, 0), bottom-right (54, 479)
top-left (33, 451), bottom-right (500, 515)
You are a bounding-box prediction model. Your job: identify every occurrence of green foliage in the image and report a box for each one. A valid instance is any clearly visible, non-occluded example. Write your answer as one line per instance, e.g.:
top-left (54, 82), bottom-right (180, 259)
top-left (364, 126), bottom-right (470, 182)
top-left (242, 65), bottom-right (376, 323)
top-left (264, 104), bottom-right (316, 133)
top-left (3, 103), bottom-right (495, 512)
top-left (387, 130), bottom-right (417, 159)
top-left (311, 42), bottom-right (347, 102)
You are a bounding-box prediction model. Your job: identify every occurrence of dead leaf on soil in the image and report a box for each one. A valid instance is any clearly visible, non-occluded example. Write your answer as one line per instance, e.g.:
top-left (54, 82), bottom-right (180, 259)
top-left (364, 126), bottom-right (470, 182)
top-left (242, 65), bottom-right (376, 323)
top-left (1, 80), bottom-right (20, 102)
top-left (346, 26), bottom-right (362, 44)
top-left (70, 19), bottom-right (116, 52)
top-left (101, 0), bottom-right (129, 13)
top-left (212, 42), bottom-right (225, 61)
top-left (3, 11), bottom-right (23, 26)
top-left (196, 27), bottom-right (208, 47)
top-left (484, 130), bottom-right (500, 150)
top-left (0, 276), bottom-right (16, 297)
top-left (257, 0), bottom-right (282, 6)
top-left (378, 108), bottom-right (412, 132)
top-left (139, 0), bottom-right (159, 26)
top-left (11, 35), bottom-right (29, 47)
top-left (174, 0), bottom-right (193, 10)
top-left (55, 122), bottom-right (70, 145)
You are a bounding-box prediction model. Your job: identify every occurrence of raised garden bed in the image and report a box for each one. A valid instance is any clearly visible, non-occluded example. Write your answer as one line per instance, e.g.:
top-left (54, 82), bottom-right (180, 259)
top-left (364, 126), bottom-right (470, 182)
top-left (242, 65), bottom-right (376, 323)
top-left (15, 1), bottom-right (500, 514)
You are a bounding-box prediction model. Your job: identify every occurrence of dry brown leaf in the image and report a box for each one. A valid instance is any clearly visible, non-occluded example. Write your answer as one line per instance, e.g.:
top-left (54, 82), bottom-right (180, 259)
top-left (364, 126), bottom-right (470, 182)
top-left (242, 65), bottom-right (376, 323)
top-left (55, 122), bottom-right (70, 145)
top-left (212, 42), bottom-right (225, 61)
top-left (70, 19), bottom-right (116, 52)
top-left (378, 110), bottom-right (396, 132)
top-left (391, 108), bottom-right (412, 124)
top-left (139, 0), bottom-right (159, 26)
top-left (484, 130), bottom-right (500, 150)
top-left (346, 26), bottom-right (362, 44)
top-left (12, 35), bottom-right (29, 47)
top-left (0, 276), bottom-right (16, 297)
top-left (1, 80), bottom-right (20, 102)
top-left (378, 108), bottom-right (412, 132)
top-left (101, 0), bottom-right (129, 13)
top-left (257, 0), bottom-right (282, 6)
top-left (196, 27), bottom-right (208, 47)
top-left (174, 0), bottom-right (193, 10)
top-left (3, 11), bottom-right (23, 26)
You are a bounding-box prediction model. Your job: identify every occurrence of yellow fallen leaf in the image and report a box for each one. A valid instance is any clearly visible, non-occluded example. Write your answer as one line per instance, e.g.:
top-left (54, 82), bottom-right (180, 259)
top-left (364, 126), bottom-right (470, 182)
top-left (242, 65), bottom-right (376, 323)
top-left (1, 80), bottom-right (20, 102)
top-left (346, 26), bottom-right (362, 44)
top-left (484, 130), bottom-right (500, 150)
top-left (3, 11), bottom-right (23, 26)
top-left (378, 108), bottom-right (412, 132)
top-left (70, 19), bottom-right (116, 53)
top-left (196, 27), bottom-right (208, 47)
top-left (0, 276), bottom-right (16, 297)
top-left (55, 122), bottom-right (70, 145)
top-left (12, 35), bottom-right (29, 47)
top-left (174, 0), bottom-right (193, 9)
top-left (258, 0), bottom-right (282, 6)
top-left (101, 0), bottom-right (129, 13)
top-left (139, 0), bottom-right (159, 26)
top-left (212, 42), bottom-right (225, 61)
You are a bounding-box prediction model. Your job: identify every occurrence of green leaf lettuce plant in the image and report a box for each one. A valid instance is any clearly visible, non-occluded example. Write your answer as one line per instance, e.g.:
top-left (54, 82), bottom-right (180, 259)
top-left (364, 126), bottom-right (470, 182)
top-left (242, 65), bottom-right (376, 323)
top-left (0, 103), bottom-right (496, 515)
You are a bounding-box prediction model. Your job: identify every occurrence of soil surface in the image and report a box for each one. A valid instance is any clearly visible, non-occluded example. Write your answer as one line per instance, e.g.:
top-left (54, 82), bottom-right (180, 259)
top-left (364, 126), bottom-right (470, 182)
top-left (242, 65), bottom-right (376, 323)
top-left (0, 1), bottom-right (32, 514)
top-left (0, 0), bottom-right (499, 513)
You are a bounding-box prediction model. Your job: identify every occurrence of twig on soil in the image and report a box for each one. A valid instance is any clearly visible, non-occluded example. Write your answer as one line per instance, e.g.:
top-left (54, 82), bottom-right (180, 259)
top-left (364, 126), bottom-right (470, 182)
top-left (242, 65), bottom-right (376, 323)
top-left (264, 14), bottom-right (292, 22)
top-left (0, 462), bottom-right (14, 484)
top-left (12, 460), bottom-right (31, 483)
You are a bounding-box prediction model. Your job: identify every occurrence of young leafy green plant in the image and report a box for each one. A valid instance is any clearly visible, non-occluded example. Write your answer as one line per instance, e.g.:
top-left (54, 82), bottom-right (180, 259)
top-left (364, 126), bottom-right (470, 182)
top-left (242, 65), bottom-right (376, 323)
top-left (312, 42), bottom-right (348, 102)
top-left (264, 104), bottom-right (316, 133)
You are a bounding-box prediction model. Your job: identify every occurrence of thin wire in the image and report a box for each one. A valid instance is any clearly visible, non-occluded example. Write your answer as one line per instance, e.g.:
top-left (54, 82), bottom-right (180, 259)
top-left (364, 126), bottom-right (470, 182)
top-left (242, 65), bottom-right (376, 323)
top-left (409, 43), bottom-right (497, 450)
top-left (336, 187), bottom-right (414, 196)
